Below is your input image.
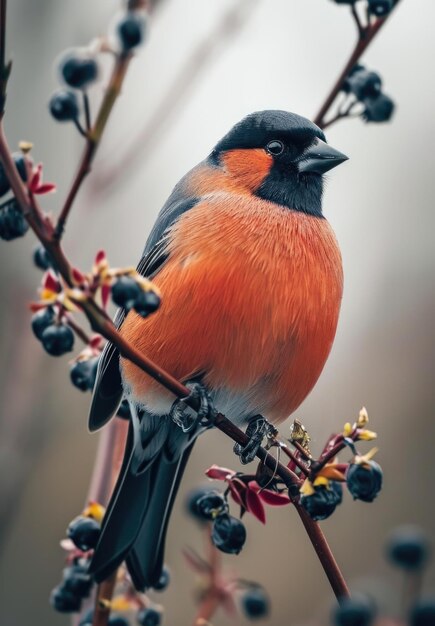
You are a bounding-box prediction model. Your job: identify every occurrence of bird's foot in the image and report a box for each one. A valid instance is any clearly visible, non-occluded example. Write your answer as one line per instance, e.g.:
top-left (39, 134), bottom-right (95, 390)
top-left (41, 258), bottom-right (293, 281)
top-left (234, 416), bottom-right (277, 465)
top-left (170, 381), bottom-right (216, 433)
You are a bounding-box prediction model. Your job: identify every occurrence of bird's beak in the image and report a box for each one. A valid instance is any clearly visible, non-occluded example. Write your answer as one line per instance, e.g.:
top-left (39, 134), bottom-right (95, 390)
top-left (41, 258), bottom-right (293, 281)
top-left (298, 138), bottom-right (348, 175)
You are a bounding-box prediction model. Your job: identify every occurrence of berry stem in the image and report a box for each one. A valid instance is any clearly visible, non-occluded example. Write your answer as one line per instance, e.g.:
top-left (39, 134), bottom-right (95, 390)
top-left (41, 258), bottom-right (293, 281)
top-left (313, 1), bottom-right (402, 129)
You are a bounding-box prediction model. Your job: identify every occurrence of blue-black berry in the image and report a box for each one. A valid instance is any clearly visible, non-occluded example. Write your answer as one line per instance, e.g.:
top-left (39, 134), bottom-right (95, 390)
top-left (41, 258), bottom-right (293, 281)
top-left (195, 491), bottom-right (227, 520)
top-left (70, 357), bottom-right (99, 392)
top-left (137, 607), bottom-right (161, 626)
top-left (386, 526), bottom-right (430, 571)
top-left (109, 617), bottom-right (130, 626)
top-left (33, 244), bottom-right (54, 270)
top-left (50, 584), bottom-right (82, 613)
top-left (62, 564), bottom-right (93, 598)
top-left (0, 198), bottom-right (28, 240)
top-left (241, 586), bottom-right (270, 620)
top-left (186, 487), bottom-right (226, 523)
top-left (41, 324), bottom-right (75, 356)
top-left (31, 306), bottom-right (56, 340)
top-left (344, 68), bottom-right (382, 101)
top-left (363, 93), bottom-right (395, 123)
top-left (133, 290), bottom-right (160, 318)
top-left (410, 598), bottom-right (435, 626)
top-left (117, 12), bottom-right (146, 51)
top-left (346, 461), bottom-right (383, 502)
top-left (152, 566), bottom-right (170, 592)
top-left (49, 89), bottom-right (80, 121)
top-left (333, 595), bottom-right (375, 626)
top-left (112, 276), bottom-right (141, 310)
top-left (0, 152), bottom-right (27, 197)
top-left (61, 53), bottom-right (99, 89)
top-left (67, 515), bottom-right (101, 551)
top-left (368, 0), bottom-right (393, 16)
top-left (211, 513), bottom-right (246, 555)
top-left (301, 482), bottom-right (343, 521)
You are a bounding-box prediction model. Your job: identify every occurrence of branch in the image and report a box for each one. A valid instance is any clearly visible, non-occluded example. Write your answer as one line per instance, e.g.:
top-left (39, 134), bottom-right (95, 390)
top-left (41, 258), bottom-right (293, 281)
top-left (314, 1), bottom-right (402, 129)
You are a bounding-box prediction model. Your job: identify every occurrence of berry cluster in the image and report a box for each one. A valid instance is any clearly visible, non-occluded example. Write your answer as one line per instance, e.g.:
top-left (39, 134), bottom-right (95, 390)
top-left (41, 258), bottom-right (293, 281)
top-left (50, 504), bottom-right (103, 615)
top-left (343, 64), bottom-right (395, 123)
top-left (49, 8), bottom-right (146, 130)
top-left (186, 487), bottom-right (270, 621)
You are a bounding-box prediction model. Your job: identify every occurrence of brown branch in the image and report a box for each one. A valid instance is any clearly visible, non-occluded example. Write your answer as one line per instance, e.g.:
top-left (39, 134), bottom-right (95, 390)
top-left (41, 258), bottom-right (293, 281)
top-left (54, 53), bottom-right (132, 240)
top-left (313, 1), bottom-right (402, 129)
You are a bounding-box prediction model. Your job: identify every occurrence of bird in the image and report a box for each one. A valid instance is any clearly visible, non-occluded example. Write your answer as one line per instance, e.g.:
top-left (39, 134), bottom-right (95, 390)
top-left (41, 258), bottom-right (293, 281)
top-left (88, 110), bottom-right (347, 590)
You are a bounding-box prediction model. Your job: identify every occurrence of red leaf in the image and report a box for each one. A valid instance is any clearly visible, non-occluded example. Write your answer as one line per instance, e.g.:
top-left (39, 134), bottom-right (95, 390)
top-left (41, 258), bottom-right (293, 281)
top-left (205, 465), bottom-right (235, 481)
top-left (72, 267), bottom-right (86, 284)
top-left (95, 250), bottom-right (107, 265)
top-left (245, 488), bottom-right (266, 524)
top-left (228, 481), bottom-right (246, 508)
top-left (89, 335), bottom-right (104, 350)
top-left (101, 283), bottom-right (111, 309)
top-left (43, 270), bottom-right (61, 293)
top-left (29, 164), bottom-right (42, 191)
top-left (258, 489), bottom-right (292, 506)
top-left (34, 182), bottom-right (56, 195)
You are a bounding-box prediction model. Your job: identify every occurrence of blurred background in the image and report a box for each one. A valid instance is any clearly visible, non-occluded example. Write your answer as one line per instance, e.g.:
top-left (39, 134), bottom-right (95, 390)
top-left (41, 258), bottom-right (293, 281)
top-left (0, 0), bottom-right (434, 624)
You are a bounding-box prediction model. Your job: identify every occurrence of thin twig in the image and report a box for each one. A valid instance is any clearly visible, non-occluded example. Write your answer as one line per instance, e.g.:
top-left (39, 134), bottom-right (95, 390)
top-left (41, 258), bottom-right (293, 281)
top-left (314, 1), bottom-right (402, 129)
top-left (54, 54), bottom-right (132, 239)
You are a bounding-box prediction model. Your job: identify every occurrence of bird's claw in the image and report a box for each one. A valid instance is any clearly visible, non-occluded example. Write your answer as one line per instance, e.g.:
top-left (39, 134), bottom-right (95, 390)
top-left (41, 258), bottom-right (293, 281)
top-left (234, 416), bottom-right (275, 464)
top-left (170, 381), bottom-right (216, 433)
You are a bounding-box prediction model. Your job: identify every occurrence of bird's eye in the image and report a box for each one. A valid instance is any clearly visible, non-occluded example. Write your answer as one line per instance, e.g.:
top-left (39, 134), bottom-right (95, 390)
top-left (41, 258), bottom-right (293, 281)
top-left (266, 140), bottom-right (284, 156)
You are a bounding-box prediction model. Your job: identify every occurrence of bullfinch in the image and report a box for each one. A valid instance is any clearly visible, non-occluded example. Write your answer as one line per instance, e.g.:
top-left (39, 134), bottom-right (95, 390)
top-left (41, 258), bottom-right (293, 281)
top-left (88, 110), bottom-right (348, 590)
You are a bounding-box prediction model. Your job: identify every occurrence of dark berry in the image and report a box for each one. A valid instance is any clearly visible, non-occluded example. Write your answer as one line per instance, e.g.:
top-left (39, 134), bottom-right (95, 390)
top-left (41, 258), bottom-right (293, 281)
top-left (133, 290), bottom-right (160, 318)
top-left (50, 584), bottom-right (82, 613)
top-left (61, 54), bottom-right (99, 89)
top-left (363, 93), bottom-right (395, 123)
top-left (117, 399), bottom-right (131, 420)
top-left (195, 491), bottom-right (227, 520)
top-left (368, 0), bottom-right (393, 16)
top-left (153, 566), bottom-right (170, 591)
top-left (31, 306), bottom-right (56, 340)
top-left (211, 513), bottom-right (246, 555)
top-left (0, 152), bottom-right (27, 197)
top-left (386, 526), bottom-right (430, 570)
top-left (49, 89), bottom-right (80, 121)
top-left (344, 69), bottom-right (382, 101)
top-left (62, 565), bottom-right (93, 598)
top-left (300, 482), bottom-right (343, 521)
top-left (112, 276), bottom-right (141, 310)
top-left (346, 461), bottom-right (383, 502)
top-left (333, 595), bottom-right (375, 626)
top-left (241, 587), bottom-right (270, 620)
top-left (70, 357), bottom-right (99, 392)
top-left (137, 607), bottom-right (161, 626)
top-left (410, 598), bottom-right (435, 626)
top-left (41, 324), bottom-right (75, 356)
top-left (33, 244), bottom-right (54, 270)
top-left (0, 198), bottom-right (28, 240)
top-left (117, 13), bottom-right (146, 51)
top-left (109, 617), bottom-right (130, 626)
top-left (186, 487), bottom-right (224, 523)
top-left (67, 516), bottom-right (101, 551)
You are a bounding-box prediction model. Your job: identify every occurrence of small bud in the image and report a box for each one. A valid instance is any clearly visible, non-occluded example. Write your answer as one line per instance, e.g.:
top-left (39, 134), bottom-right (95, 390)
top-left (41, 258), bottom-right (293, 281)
top-left (211, 513), bottom-right (246, 555)
top-left (346, 460), bottom-right (382, 502)
top-left (117, 12), bottom-right (146, 51)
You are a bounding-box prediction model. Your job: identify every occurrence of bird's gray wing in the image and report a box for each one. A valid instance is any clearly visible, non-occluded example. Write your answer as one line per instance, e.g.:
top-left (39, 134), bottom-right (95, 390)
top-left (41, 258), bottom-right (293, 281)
top-left (88, 194), bottom-right (199, 432)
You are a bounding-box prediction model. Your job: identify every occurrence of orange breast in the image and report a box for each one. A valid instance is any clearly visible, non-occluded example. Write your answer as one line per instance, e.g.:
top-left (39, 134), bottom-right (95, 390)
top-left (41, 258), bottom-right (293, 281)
top-left (120, 194), bottom-right (343, 423)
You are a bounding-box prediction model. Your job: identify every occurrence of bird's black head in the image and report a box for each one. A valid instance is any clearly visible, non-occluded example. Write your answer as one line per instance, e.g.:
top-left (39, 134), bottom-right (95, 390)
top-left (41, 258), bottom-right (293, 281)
top-left (210, 110), bottom-right (347, 217)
